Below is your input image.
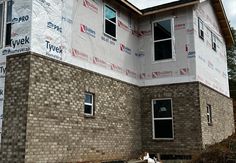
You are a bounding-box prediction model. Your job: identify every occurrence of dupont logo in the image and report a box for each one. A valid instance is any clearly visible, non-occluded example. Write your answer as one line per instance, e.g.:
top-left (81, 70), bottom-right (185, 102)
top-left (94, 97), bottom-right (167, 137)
top-left (83, 0), bottom-right (98, 13)
top-left (47, 22), bottom-right (62, 33)
top-left (80, 24), bottom-right (96, 38)
top-left (120, 44), bottom-right (131, 55)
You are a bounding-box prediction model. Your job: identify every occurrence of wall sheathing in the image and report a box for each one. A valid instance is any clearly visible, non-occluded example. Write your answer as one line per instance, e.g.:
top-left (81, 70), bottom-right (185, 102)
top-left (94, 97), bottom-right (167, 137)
top-left (193, 0), bottom-right (230, 96)
top-left (138, 7), bottom-right (196, 86)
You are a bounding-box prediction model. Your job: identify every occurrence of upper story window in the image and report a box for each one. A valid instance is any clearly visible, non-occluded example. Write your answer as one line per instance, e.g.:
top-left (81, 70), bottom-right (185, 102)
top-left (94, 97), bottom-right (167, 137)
top-left (153, 19), bottom-right (173, 61)
top-left (0, 0), bottom-right (12, 48)
top-left (84, 93), bottom-right (94, 116)
top-left (198, 18), bottom-right (204, 40)
top-left (152, 99), bottom-right (174, 140)
top-left (104, 5), bottom-right (116, 39)
top-left (211, 33), bottom-right (217, 51)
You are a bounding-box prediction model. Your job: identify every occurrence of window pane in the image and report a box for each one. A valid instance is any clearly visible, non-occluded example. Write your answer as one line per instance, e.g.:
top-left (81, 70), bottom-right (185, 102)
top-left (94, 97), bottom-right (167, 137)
top-left (154, 120), bottom-right (173, 138)
top-left (5, 23), bottom-right (11, 46)
top-left (85, 94), bottom-right (92, 104)
top-left (154, 20), bottom-right (171, 40)
top-left (105, 6), bottom-right (116, 23)
top-left (154, 99), bottom-right (172, 118)
top-left (84, 105), bottom-right (92, 114)
top-left (154, 40), bottom-right (172, 60)
top-left (105, 20), bottom-right (116, 38)
top-left (6, 0), bottom-right (12, 23)
top-left (0, 3), bottom-right (3, 45)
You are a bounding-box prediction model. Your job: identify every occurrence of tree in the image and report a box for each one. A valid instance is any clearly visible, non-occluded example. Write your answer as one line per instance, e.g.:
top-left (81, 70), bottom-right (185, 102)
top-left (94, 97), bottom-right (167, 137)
top-left (227, 28), bottom-right (236, 80)
top-left (227, 28), bottom-right (236, 98)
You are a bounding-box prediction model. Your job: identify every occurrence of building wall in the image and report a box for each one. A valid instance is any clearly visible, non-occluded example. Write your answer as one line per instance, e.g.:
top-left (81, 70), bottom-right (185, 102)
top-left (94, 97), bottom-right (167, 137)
top-left (194, 0), bottom-right (229, 96)
top-left (139, 7), bottom-right (196, 86)
top-left (140, 82), bottom-right (203, 155)
top-left (0, 0), bottom-right (232, 140)
top-left (31, 0), bottom-right (141, 85)
top-left (199, 84), bottom-right (235, 147)
top-left (0, 0), bottom-right (32, 142)
top-left (1, 52), bottom-right (142, 162)
top-left (1, 55), bottom-right (31, 163)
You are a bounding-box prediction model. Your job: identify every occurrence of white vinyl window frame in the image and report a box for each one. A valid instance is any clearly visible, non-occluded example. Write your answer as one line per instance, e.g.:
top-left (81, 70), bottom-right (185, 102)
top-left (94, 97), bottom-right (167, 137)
top-left (198, 17), bottom-right (204, 40)
top-left (207, 104), bottom-right (212, 125)
top-left (0, 0), bottom-right (12, 48)
top-left (0, 2), bottom-right (4, 48)
top-left (152, 98), bottom-right (174, 140)
top-left (84, 93), bottom-right (94, 116)
top-left (152, 18), bottom-right (175, 63)
top-left (211, 32), bottom-right (217, 52)
top-left (103, 4), bottom-right (117, 39)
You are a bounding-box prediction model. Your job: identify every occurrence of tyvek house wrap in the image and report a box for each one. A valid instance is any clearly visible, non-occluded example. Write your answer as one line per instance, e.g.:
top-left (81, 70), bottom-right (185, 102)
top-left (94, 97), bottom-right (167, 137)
top-left (194, 0), bottom-right (230, 96)
top-left (31, 0), bottom-right (197, 86)
top-left (31, 0), bottom-right (141, 85)
top-left (0, 0), bottom-right (32, 142)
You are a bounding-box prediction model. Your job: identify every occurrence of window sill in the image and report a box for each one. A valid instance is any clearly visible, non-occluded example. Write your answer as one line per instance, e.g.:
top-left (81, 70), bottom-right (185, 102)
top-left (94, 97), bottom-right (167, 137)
top-left (153, 138), bottom-right (174, 141)
top-left (84, 114), bottom-right (95, 119)
top-left (199, 36), bottom-right (204, 41)
top-left (104, 33), bottom-right (117, 41)
top-left (152, 58), bottom-right (176, 64)
top-left (208, 123), bottom-right (213, 126)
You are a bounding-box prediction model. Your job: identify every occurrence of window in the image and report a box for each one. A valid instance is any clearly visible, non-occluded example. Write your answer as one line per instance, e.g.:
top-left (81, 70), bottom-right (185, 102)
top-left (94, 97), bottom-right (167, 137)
top-left (104, 5), bottom-right (116, 39)
top-left (5, 0), bottom-right (12, 46)
top-left (207, 104), bottom-right (212, 125)
top-left (152, 99), bottom-right (174, 139)
top-left (0, 3), bottom-right (4, 48)
top-left (212, 33), bottom-right (217, 51)
top-left (84, 93), bottom-right (94, 116)
top-left (0, 0), bottom-right (12, 47)
top-left (153, 19), bottom-right (173, 61)
top-left (198, 18), bottom-right (204, 40)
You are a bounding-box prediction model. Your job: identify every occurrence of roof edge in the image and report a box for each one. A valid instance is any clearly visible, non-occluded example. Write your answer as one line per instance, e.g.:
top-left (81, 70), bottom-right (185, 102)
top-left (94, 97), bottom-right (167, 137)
top-left (142, 0), bottom-right (199, 16)
top-left (213, 0), bottom-right (234, 47)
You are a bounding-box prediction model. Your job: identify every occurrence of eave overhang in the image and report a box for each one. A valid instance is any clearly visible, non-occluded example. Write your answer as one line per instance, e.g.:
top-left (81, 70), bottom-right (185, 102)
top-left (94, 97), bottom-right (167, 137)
top-left (212, 0), bottom-right (234, 47)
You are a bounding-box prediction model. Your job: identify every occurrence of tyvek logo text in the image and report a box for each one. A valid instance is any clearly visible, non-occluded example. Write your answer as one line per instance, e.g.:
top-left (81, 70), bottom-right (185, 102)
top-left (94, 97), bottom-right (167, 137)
top-left (11, 36), bottom-right (30, 49)
top-left (46, 40), bottom-right (62, 54)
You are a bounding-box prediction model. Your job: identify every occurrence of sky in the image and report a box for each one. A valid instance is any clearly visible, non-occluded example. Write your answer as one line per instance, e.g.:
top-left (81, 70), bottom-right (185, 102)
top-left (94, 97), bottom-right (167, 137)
top-left (128, 0), bottom-right (236, 28)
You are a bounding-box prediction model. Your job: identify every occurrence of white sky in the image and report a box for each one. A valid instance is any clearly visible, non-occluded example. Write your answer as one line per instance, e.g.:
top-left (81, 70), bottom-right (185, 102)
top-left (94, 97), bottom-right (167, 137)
top-left (128, 0), bottom-right (236, 28)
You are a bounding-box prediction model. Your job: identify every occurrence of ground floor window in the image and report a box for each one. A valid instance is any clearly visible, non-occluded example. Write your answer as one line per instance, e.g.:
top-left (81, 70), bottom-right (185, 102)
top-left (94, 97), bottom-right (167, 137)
top-left (207, 104), bottom-right (212, 125)
top-left (84, 93), bottom-right (94, 116)
top-left (152, 99), bottom-right (174, 139)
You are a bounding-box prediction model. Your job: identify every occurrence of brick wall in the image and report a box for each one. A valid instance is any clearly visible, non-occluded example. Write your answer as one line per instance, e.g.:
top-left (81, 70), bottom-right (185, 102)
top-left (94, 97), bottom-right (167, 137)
top-left (1, 53), bottom-right (235, 162)
top-left (2, 53), bottom-right (142, 162)
top-left (199, 84), bottom-right (235, 147)
top-left (140, 83), bottom-right (203, 155)
top-left (1, 55), bottom-right (31, 163)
